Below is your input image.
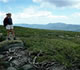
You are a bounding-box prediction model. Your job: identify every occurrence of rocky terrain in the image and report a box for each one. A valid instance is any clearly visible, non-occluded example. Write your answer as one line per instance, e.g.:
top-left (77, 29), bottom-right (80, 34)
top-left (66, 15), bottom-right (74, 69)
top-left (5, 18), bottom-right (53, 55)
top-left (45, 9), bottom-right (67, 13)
top-left (0, 33), bottom-right (66, 70)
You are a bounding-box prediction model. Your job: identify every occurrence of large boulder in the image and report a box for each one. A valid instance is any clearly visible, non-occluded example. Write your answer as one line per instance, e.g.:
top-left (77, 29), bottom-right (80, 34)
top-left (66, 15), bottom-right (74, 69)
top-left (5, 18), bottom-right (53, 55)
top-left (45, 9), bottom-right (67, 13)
top-left (0, 40), bottom-right (24, 52)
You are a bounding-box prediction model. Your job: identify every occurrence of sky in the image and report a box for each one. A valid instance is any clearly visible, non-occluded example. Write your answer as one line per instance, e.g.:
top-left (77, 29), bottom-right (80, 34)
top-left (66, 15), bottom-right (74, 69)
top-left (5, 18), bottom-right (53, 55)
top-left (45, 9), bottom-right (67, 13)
top-left (0, 0), bottom-right (80, 25)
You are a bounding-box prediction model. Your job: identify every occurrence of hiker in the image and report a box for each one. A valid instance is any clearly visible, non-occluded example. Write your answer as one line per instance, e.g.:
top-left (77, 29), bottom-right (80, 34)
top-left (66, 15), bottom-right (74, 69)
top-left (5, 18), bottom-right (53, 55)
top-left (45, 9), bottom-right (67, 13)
top-left (3, 13), bottom-right (16, 40)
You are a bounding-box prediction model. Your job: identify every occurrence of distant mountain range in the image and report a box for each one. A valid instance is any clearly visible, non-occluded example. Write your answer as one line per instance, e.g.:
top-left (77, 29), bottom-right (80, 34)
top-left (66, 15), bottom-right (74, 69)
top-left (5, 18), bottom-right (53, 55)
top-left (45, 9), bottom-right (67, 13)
top-left (15, 23), bottom-right (80, 32)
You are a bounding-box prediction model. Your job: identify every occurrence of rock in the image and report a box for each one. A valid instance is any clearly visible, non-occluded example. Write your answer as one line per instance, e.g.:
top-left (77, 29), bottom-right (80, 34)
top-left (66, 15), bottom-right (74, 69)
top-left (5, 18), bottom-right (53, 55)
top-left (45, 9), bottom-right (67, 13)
top-left (12, 60), bottom-right (20, 66)
top-left (0, 33), bottom-right (3, 37)
top-left (7, 67), bottom-right (17, 70)
top-left (22, 64), bottom-right (33, 70)
top-left (0, 55), bottom-right (4, 59)
top-left (51, 65), bottom-right (65, 70)
top-left (11, 56), bottom-right (27, 67)
top-left (0, 40), bottom-right (24, 52)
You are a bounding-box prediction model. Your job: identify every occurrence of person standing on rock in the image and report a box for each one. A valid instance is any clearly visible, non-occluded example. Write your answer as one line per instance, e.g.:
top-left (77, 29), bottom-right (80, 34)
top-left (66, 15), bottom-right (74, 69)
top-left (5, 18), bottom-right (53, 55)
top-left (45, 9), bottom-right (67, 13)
top-left (3, 13), bottom-right (16, 40)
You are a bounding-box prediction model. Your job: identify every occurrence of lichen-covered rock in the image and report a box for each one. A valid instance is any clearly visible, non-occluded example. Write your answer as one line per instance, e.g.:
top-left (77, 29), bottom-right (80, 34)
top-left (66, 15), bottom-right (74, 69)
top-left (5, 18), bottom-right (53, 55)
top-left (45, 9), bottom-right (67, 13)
top-left (11, 56), bottom-right (28, 67)
top-left (0, 55), bottom-right (4, 59)
top-left (0, 39), bottom-right (29, 70)
top-left (7, 67), bottom-right (17, 70)
top-left (0, 40), bottom-right (24, 52)
top-left (51, 65), bottom-right (65, 70)
top-left (22, 64), bottom-right (33, 70)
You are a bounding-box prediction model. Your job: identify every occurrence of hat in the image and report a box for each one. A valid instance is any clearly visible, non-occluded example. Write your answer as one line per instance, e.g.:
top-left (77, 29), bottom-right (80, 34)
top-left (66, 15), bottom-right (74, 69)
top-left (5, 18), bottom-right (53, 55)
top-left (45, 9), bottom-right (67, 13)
top-left (6, 13), bottom-right (11, 15)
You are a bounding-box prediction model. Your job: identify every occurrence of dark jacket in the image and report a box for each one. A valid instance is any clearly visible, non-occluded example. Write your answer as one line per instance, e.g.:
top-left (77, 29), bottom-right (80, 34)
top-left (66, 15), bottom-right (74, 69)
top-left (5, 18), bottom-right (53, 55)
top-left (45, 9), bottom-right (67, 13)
top-left (3, 17), bottom-right (13, 27)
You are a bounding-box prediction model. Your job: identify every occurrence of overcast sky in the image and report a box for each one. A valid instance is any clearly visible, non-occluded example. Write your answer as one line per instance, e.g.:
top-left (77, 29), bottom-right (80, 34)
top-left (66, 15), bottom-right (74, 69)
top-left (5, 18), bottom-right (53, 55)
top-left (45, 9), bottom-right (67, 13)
top-left (0, 0), bottom-right (80, 25)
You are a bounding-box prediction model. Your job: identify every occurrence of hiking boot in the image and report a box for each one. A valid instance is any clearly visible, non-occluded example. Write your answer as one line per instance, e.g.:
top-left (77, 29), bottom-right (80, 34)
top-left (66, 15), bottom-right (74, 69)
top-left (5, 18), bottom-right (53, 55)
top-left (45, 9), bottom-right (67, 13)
top-left (8, 38), bottom-right (11, 40)
top-left (14, 37), bottom-right (16, 40)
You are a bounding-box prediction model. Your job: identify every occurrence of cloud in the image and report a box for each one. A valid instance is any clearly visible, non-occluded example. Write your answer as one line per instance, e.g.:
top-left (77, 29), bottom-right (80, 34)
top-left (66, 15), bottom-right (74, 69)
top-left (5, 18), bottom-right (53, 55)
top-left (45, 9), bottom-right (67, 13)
top-left (0, 6), bottom-right (80, 25)
top-left (33, 0), bottom-right (41, 3)
top-left (71, 13), bottom-right (80, 25)
top-left (73, 3), bottom-right (80, 9)
top-left (44, 0), bottom-right (73, 7)
top-left (10, 6), bottom-right (80, 25)
top-left (11, 6), bottom-right (68, 24)
top-left (33, 0), bottom-right (80, 8)
top-left (0, 0), bottom-right (9, 3)
top-left (72, 12), bottom-right (80, 17)
top-left (0, 12), bottom-right (6, 18)
top-left (0, 11), bottom-right (6, 25)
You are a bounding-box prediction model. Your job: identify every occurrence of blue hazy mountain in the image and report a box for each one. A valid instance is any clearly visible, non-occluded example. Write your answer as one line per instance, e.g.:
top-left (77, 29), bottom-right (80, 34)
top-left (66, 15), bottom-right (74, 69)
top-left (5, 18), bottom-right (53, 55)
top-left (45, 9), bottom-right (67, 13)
top-left (15, 23), bottom-right (80, 32)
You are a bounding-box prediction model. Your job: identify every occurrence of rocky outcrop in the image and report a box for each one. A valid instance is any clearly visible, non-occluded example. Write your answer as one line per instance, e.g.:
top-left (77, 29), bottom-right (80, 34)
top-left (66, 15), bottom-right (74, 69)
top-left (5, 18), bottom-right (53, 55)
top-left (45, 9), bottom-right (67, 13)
top-left (0, 39), bottom-right (34, 70)
top-left (0, 40), bottom-right (24, 51)
top-left (0, 40), bottom-right (24, 69)
top-left (0, 39), bottom-right (64, 70)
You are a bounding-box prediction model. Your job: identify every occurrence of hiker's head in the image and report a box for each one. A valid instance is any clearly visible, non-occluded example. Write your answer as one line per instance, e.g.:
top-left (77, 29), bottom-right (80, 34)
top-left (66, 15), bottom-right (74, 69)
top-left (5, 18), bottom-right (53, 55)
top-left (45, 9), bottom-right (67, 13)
top-left (6, 13), bottom-right (11, 18)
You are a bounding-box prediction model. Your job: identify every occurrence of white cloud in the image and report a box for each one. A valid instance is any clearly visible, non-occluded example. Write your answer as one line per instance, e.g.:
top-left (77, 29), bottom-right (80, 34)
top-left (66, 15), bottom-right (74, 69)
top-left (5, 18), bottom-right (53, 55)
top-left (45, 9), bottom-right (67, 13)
top-left (11, 6), bottom-right (68, 24)
top-left (0, 12), bottom-right (6, 25)
top-left (10, 5), bottom-right (80, 25)
top-left (65, 12), bottom-right (80, 25)
top-left (0, 0), bottom-right (9, 3)
top-left (33, 0), bottom-right (80, 9)
top-left (71, 12), bottom-right (80, 17)
top-left (0, 6), bottom-right (80, 25)
top-left (73, 3), bottom-right (80, 9)
top-left (32, 0), bottom-right (41, 3)
top-left (14, 6), bottom-right (67, 18)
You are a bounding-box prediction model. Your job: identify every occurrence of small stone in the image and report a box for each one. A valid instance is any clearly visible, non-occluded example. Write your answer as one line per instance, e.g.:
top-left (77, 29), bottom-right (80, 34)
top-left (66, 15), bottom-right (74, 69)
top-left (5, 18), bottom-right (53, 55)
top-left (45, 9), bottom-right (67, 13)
top-left (51, 65), bottom-right (65, 70)
top-left (22, 64), bottom-right (33, 70)
top-left (0, 55), bottom-right (4, 59)
top-left (7, 67), bottom-right (17, 70)
top-left (12, 60), bottom-right (20, 66)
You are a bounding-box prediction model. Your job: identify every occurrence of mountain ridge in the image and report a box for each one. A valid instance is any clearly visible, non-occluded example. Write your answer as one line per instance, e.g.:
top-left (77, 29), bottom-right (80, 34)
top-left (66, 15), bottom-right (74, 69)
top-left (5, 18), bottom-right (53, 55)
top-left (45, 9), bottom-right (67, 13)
top-left (15, 23), bottom-right (80, 32)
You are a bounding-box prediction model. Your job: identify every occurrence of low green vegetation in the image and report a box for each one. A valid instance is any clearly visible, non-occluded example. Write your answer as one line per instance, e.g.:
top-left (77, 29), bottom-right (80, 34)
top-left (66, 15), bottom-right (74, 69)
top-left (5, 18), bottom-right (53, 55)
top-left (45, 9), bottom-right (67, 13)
top-left (0, 25), bottom-right (80, 69)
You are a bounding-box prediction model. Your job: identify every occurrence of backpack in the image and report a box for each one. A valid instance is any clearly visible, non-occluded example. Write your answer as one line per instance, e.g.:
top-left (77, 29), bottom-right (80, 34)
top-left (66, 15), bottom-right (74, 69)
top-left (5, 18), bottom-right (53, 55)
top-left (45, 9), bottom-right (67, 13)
top-left (3, 17), bottom-right (8, 27)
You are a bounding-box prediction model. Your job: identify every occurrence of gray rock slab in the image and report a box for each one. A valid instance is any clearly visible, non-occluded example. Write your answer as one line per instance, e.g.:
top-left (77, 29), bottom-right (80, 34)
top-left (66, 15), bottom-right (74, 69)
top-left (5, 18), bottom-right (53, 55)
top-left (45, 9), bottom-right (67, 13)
top-left (7, 67), bottom-right (17, 70)
top-left (22, 64), bottom-right (33, 70)
top-left (0, 54), bottom-right (4, 59)
top-left (51, 65), bottom-right (65, 70)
